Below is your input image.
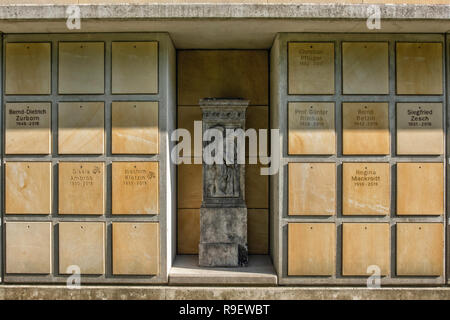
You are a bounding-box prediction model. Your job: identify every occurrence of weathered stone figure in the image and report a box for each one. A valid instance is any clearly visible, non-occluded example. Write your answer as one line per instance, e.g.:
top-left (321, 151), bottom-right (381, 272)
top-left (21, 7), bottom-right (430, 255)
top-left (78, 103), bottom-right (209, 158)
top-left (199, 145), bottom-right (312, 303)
top-left (199, 98), bottom-right (249, 267)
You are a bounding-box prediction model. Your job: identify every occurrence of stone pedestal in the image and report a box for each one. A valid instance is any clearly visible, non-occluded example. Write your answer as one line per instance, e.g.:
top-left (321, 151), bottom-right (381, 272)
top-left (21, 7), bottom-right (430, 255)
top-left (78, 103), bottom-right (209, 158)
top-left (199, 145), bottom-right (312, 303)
top-left (199, 98), bottom-right (249, 267)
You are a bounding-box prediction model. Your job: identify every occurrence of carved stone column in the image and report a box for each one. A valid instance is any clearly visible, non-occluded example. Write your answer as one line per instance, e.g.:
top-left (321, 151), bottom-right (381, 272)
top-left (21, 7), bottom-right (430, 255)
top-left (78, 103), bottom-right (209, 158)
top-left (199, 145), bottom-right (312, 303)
top-left (199, 98), bottom-right (249, 267)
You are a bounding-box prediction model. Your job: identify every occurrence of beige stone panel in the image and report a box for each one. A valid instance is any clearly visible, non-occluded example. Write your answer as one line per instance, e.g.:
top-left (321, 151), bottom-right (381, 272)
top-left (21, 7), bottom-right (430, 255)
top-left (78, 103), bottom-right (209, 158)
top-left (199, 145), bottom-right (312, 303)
top-left (396, 162), bottom-right (443, 215)
top-left (342, 223), bottom-right (390, 276)
top-left (288, 162), bottom-right (336, 215)
top-left (58, 102), bottom-right (105, 154)
top-left (6, 222), bottom-right (52, 274)
top-left (248, 209), bottom-right (269, 255)
top-left (5, 42), bottom-right (51, 95)
top-left (112, 162), bottom-right (159, 215)
top-left (288, 102), bottom-right (335, 155)
top-left (396, 103), bottom-right (443, 155)
top-left (112, 222), bottom-right (159, 275)
top-left (177, 209), bottom-right (200, 254)
top-left (364, 0), bottom-right (450, 3)
top-left (342, 42), bottom-right (389, 94)
top-left (0, 0), bottom-right (76, 3)
top-left (59, 222), bottom-right (105, 275)
top-left (288, 42), bottom-right (334, 95)
top-left (288, 223), bottom-right (335, 276)
top-left (246, 106), bottom-right (268, 158)
top-left (342, 102), bottom-right (389, 155)
top-left (5, 162), bottom-right (52, 215)
top-left (396, 223), bottom-right (443, 276)
top-left (178, 50), bottom-right (268, 106)
top-left (245, 161), bottom-right (269, 209)
top-left (58, 162), bottom-right (105, 215)
top-left (178, 163), bottom-right (202, 208)
top-left (58, 42), bottom-right (104, 94)
top-left (5, 102), bottom-right (51, 155)
top-left (342, 162), bottom-right (390, 216)
top-left (396, 42), bottom-right (443, 95)
top-left (112, 101), bottom-right (159, 154)
top-left (112, 41), bottom-right (158, 94)
top-left (177, 106), bottom-right (202, 158)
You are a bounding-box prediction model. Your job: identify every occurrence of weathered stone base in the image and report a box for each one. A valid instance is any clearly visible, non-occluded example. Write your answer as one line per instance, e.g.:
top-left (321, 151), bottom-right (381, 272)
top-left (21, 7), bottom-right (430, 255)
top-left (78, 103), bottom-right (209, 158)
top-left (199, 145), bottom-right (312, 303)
top-left (199, 207), bottom-right (248, 267)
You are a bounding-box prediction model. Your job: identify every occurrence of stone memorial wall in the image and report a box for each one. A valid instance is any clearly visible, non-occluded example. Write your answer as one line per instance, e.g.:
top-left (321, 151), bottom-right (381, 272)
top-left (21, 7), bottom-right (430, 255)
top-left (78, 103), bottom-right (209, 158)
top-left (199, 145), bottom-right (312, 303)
top-left (272, 33), bottom-right (446, 285)
top-left (1, 33), bottom-right (175, 284)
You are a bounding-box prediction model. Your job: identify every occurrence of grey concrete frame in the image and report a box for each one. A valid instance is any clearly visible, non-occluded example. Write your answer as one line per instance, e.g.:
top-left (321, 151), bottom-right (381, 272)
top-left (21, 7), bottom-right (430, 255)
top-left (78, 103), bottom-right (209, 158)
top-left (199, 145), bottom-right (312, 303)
top-left (1, 33), bottom-right (176, 284)
top-left (271, 33), bottom-right (447, 286)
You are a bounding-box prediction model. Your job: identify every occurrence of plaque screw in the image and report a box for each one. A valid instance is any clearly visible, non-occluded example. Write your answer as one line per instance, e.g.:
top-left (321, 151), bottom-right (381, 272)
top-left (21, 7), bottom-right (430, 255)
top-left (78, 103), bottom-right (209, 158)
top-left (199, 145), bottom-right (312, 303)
top-left (419, 166), bottom-right (422, 169)
top-left (310, 227), bottom-right (313, 230)
top-left (310, 106), bottom-right (313, 109)
top-left (27, 225), bottom-right (30, 229)
top-left (310, 45), bottom-right (313, 48)
top-left (365, 167), bottom-right (367, 170)
top-left (364, 106), bottom-right (367, 109)
top-left (134, 45), bottom-right (137, 48)
top-left (419, 227), bottom-right (422, 230)
top-left (80, 45), bottom-right (83, 49)
top-left (364, 227), bottom-right (367, 230)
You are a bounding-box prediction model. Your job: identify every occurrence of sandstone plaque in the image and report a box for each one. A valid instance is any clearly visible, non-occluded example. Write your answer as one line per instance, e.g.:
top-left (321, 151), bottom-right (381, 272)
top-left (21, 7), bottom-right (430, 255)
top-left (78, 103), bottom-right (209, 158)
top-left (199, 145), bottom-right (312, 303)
top-left (342, 223), bottom-right (390, 276)
top-left (5, 162), bottom-right (52, 215)
top-left (288, 42), bottom-right (334, 94)
top-left (58, 42), bottom-right (104, 94)
top-left (288, 102), bottom-right (335, 155)
top-left (59, 222), bottom-right (105, 275)
top-left (342, 162), bottom-right (390, 216)
top-left (177, 209), bottom-right (200, 254)
top-left (112, 41), bottom-right (158, 94)
top-left (342, 42), bottom-right (389, 94)
top-left (58, 102), bottom-right (105, 154)
top-left (177, 106), bottom-right (202, 158)
top-left (397, 162), bottom-right (443, 215)
top-left (5, 42), bottom-right (51, 95)
top-left (396, 223), bottom-right (443, 276)
top-left (288, 223), bottom-right (335, 276)
top-left (396, 103), bottom-right (443, 155)
top-left (112, 222), bottom-right (159, 275)
top-left (248, 209), bottom-right (269, 255)
top-left (6, 222), bottom-right (52, 274)
top-left (396, 42), bottom-right (443, 95)
top-left (342, 102), bottom-right (389, 155)
top-left (178, 163), bottom-right (202, 208)
top-left (112, 101), bottom-right (159, 154)
top-left (288, 162), bottom-right (336, 215)
top-left (58, 162), bottom-right (105, 215)
top-left (112, 162), bottom-right (159, 215)
top-left (5, 102), bottom-right (51, 154)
